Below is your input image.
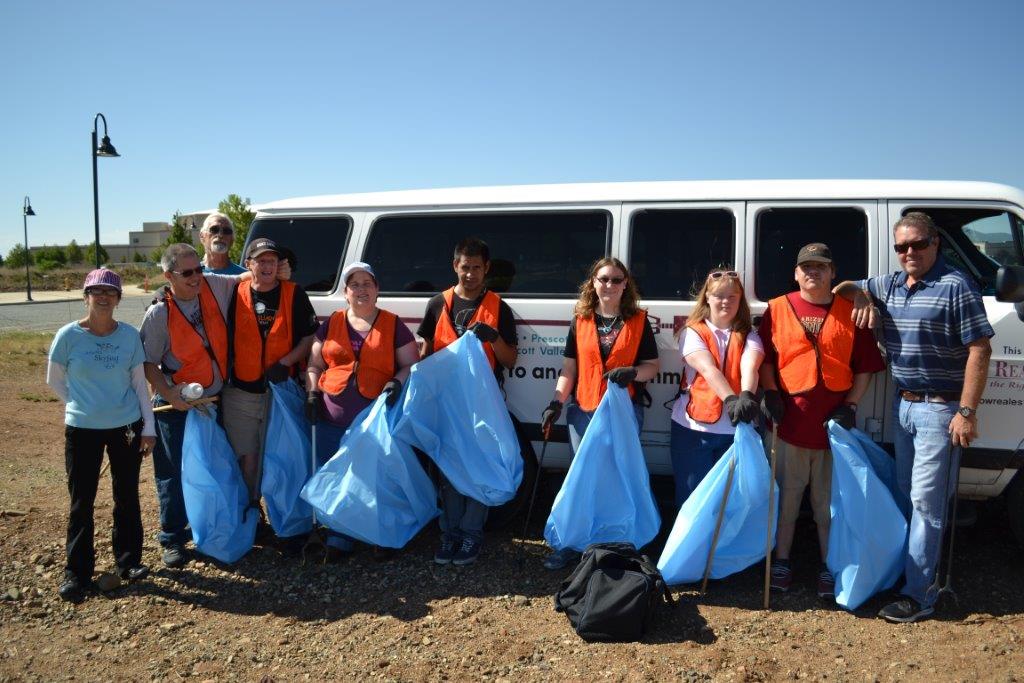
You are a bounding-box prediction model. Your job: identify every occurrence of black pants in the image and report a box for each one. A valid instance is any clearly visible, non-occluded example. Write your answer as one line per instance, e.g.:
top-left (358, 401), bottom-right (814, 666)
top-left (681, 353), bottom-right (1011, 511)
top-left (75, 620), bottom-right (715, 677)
top-left (64, 421), bottom-right (144, 581)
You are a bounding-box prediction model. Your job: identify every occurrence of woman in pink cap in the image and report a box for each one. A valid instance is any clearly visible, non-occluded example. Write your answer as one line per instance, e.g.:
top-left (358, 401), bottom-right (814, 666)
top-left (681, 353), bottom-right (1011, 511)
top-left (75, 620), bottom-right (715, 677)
top-left (46, 268), bottom-right (156, 602)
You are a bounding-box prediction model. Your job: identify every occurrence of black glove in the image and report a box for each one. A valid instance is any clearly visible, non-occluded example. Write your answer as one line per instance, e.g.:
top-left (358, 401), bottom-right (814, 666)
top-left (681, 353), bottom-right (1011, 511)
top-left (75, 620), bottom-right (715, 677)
top-left (470, 322), bottom-right (499, 344)
top-left (305, 391), bottom-right (320, 425)
top-left (382, 378), bottom-right (403, 407)
top-left (827, 403), bottom-right (857, 430)
top-left (760, 389), bottom-right (785, 425)
top-left (266, 362), bottom-right (290, 384)
top-left (541, 400), bottom-right (563, 434)
top-left (603, 366), bottom-right (638, 388)
top-left (729, 390), bottom-right (760, 425)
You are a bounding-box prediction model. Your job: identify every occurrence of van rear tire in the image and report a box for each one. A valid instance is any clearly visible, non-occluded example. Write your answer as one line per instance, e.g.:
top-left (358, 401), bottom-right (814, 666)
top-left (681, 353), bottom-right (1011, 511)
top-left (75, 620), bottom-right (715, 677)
top-left (1007, 471), bottom-right (1024, 548)
top-left (484, 415), bottom-right (539, 531)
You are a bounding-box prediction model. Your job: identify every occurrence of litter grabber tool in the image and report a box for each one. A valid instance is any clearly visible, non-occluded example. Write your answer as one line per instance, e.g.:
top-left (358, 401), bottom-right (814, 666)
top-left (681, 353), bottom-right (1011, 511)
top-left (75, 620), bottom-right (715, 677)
top-left (521, 425), bottom-right (552, 538)
top-left (301, 419), bottom-right (328, 565)
top-left (928, 441), bottom-right (961, 606)
top-left (153, 396), bottom-right (219, 413)
top-left (764, 423), bottom-right (779, 610)
top-left (701, 454), bottom-right (737, 595)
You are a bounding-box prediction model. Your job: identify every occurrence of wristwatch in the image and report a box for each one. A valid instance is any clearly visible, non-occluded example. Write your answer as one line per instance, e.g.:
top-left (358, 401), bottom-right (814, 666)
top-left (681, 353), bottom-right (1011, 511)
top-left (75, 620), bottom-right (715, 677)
top-left (958, 406), bottom-right (976, 419)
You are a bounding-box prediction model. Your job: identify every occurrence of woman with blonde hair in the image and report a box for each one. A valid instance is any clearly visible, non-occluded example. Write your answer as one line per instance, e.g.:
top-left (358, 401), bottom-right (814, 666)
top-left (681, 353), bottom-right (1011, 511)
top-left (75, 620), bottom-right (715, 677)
top-left (670, 268), bottom-right (763, 507)
top-left (539, 257), bottom-right (660, 569)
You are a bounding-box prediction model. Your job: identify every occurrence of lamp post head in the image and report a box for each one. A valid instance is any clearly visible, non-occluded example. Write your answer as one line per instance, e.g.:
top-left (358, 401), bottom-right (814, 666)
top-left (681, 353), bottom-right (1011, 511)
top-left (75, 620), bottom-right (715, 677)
top-left (23, 196), bottom-right (35, 216)
top-left (96, 135), bottom-right (119, 157)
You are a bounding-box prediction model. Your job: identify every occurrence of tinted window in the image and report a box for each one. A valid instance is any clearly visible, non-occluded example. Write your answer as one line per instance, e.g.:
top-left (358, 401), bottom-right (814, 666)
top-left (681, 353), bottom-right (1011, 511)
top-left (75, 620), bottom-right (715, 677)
top-left (247, 216), bottom-right (351, 293)
top-left (363, 211), bottom-right (609, 295)
top-left (755, 207), bottom-right (868, 300)
top-left (630, 209), bottom-right (735, 299)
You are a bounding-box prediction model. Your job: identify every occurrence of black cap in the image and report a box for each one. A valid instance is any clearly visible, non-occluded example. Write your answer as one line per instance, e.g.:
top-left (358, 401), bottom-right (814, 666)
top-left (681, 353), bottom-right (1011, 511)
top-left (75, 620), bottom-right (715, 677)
top-left (246, 238), bottom-right (282, 261)
top-left (796, 242), bottom-right (833, 265)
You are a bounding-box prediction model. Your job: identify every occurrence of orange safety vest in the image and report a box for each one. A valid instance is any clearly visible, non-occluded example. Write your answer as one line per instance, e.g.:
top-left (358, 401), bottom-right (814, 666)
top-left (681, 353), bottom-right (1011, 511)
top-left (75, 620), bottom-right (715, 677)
top-left (574, 310), bottom-right (647, 412)
top-left (165, 279), bottom-right (228, 388)
top-left (767, 294), bottom-right (855, 395)
top-left (681, 321), bottom-right (745, 424)
top-left (233, 280), bottom-right (296, 383)
top-left (318, 309), bottom-right (398, 398)
top-left (433, 287), bottom-right (502, 369)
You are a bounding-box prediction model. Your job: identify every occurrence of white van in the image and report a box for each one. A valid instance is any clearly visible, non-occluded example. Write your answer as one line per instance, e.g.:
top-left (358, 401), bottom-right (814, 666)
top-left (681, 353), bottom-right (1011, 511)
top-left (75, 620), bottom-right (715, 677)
top-left (249, 180), bottom-right (1024, 539)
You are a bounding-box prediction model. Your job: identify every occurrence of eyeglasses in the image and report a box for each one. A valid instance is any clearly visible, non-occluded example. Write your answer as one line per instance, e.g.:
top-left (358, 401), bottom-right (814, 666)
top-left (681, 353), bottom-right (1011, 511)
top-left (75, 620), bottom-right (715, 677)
top-left (86, 287), bottom-right (119, 297)
top-left (206, 226), bottom-right (233, 236)
top-left (172, 267), bottom-right (202, 278)
top-left (595, 276), bottom-right (625, 285)
top-left (893, 238), bottom-right (934, 254)
top-left (708, 270), bottom-right (739, 280)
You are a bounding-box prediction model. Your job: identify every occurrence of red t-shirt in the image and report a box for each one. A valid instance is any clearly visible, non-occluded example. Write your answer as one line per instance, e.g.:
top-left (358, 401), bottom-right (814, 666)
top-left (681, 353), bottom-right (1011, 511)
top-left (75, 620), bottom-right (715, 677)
top-left (759, 292), bottom-right (885, 449)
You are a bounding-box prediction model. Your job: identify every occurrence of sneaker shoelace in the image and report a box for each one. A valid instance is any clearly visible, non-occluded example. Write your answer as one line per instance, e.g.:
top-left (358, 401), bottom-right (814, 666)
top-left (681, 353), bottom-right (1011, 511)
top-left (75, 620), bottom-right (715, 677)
top-left (771, 564), bottom-right (791, 578)
top-left (459, 537), bottom-right (476, 554)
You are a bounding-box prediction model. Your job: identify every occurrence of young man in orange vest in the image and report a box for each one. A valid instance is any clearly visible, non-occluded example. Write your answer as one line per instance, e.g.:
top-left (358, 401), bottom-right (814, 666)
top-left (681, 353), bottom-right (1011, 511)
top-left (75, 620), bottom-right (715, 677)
top-left (223, 238), bottom-right (318, 500)
top-left (416, 237), bottom-right (518, 565)
top-left (758, 243), bottom-right (884, 598)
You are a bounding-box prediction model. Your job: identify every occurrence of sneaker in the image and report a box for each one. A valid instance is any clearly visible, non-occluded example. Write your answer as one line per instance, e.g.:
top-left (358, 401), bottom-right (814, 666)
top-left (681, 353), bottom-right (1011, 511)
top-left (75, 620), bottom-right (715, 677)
top-left (769, 559), bottom-right (793, 592)
top-left (58, 573), bottom-right (87, 604)
top-left (325, 546), bottom-right (352, 564)
top-left (817, 567), bottom-right (835, 599)
top-left (434, 536), bottom-right (459, 565)
top-left (451, 537), bottom-right (482, 566)
top-left (878, 599), bottom-right (935, 623)
top-left (161, 545), bottom-right (188, 568)
top-left (117, 565), bottom-right (150, 582)
top-left (542, 548), bottom-right (581, 571)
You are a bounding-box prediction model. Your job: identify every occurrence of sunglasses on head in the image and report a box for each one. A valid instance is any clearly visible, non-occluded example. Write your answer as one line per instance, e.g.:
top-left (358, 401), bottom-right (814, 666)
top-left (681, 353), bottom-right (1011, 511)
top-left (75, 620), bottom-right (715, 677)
top-left (595, 276), bottom-right (625, 285)
top-left (708, 270), bottom-right (739, 280)
top-left (172, 267), bottom-right (202, 278)
top-left (893, 237), bottom-right (934, 254)
top-left (206, 226), bottom-right (233, 236)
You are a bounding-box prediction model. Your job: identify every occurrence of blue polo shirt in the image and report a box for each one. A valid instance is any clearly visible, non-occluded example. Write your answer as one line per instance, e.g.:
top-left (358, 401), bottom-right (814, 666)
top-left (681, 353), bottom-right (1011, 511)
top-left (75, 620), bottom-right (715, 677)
top-left (203, 261), bottom-right (246, 275)
top-left (858, 256), bottom-right (993, 393)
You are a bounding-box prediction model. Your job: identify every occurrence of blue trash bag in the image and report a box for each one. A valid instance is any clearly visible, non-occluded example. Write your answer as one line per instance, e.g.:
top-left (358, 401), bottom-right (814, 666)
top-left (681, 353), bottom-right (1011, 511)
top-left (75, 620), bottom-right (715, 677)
top-left (392, 333), bottom-right (523, 506)
top-left (262, 381), bottom-right (314, 538)
top-left (181, 405), bottom-right (257, 564)
top-left (851, 428), bottom-right (910, 520)
top-left (301, 394), bottom-right (440, 548)
top-left (826, 420), bottom-right (908, 610)
top-left (543, 384), bottom-right (661, 552)
top-left (657, 423), bottom-right (777, 585)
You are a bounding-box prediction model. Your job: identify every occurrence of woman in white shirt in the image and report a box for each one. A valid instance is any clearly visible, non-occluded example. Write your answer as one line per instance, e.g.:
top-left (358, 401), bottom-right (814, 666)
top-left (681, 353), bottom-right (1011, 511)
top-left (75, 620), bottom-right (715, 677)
top-left (670, 269), bottom-right (764, 507)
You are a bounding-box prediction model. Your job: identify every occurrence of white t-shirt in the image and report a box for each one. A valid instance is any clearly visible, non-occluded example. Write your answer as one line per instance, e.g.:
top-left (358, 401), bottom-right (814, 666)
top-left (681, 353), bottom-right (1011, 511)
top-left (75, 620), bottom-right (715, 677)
top-left (671, 320), bottom-right (764, 435)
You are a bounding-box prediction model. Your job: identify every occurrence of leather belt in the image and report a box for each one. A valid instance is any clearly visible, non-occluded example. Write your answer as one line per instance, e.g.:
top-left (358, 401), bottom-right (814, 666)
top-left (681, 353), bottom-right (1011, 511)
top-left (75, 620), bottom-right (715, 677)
top-left (899, 389), bottom-right (959, 403)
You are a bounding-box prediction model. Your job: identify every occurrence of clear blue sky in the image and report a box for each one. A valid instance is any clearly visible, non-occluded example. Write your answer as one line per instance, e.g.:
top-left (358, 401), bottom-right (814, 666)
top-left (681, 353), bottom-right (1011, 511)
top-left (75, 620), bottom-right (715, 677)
top-left (2, 0), bottom-right (1022, 256)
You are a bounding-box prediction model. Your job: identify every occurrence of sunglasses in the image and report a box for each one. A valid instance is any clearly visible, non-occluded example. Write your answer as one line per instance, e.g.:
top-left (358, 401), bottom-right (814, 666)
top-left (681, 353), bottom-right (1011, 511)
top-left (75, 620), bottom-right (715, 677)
top-left (708, 270), bottom-right (739, 280)
top-left (172, 267), bottom-right (202, 278)
top-left (206, 226), bottom-right (233, 236)
top-left (893, 237), bottom-right (934, 254)
top-left (595, 276), bottom-right (625, 285)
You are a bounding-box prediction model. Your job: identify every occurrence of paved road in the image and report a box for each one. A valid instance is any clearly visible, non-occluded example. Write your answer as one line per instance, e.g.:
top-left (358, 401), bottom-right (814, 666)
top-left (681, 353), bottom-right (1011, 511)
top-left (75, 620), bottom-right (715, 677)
top-left (0, 295), bottom-right (153, 333)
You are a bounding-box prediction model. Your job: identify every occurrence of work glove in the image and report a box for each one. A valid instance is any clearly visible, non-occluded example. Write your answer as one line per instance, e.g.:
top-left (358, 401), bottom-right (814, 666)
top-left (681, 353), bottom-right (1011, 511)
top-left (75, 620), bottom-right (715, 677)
top-left (469, 322), bottom-right (499, 344)
top-left (725, 391), bottom-right (760, 426)
top-left (603, 366), bottom-right (638, 388)
top-left (382, 378), bottom-right (403, 407)
top-left (827, 403), bottom-right (857, 430)
top-left (541, 400), bottom-right (563, 435)
top-left (266, 362), bottom-right (290, 384)
top-left (305, 391), bottom-right (320, 425)
top-left (760, 389), bottom-right (785, 425)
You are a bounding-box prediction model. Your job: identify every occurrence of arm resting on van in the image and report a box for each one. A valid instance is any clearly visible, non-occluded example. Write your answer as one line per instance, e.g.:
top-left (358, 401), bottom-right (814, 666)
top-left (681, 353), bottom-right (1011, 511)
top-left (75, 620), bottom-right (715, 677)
top-left (833, 280), bottom-right (877, 329)
top-left (950, 338), bottom-right (992, 448)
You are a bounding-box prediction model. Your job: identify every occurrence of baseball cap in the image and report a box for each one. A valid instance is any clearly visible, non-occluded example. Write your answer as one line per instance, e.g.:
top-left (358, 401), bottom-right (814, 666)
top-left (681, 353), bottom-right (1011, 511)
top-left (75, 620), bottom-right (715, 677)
top-left (83, 268), bottom-right (122, 294)
top-left (796, 243), bottom-right (833, 265)
top-left (246, 238), bottom-right (282, 261)
top-left (340, 261), bottom-right (377, 285)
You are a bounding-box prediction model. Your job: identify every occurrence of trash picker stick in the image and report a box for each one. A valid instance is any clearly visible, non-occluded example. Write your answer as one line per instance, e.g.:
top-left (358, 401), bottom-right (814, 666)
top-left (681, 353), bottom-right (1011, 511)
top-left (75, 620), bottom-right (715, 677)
top-left (764, 424), bottom-right (779, 610)
top-left (934, 442), bottom-right (960, 605)
top-left (302, 419), bottom-right (327, 565)
top-left (701, 455), bottom-right (737, 595)
top-left (521, 429), bottom-right (551, 538)
top-left (152, 396), bottom-right (219, 413)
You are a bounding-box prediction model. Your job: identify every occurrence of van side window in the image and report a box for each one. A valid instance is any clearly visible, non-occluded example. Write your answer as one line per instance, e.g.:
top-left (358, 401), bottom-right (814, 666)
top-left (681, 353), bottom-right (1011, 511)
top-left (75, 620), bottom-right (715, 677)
top-left (363, 211), bottom-right (609, 295)
top-left (629, 209), bottom-right (735, 299)
top-left (755, 207), bottom-right (868, 301)
top-left (247, 216), bottom-right (351, 294)
top-left (903, 208), bottom-right (1024, 295)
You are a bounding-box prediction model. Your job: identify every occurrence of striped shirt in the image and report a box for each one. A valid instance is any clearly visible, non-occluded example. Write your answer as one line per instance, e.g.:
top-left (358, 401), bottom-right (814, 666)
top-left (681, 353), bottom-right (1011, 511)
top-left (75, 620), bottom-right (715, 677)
top-left (857, 256), bottom-right (993, 393)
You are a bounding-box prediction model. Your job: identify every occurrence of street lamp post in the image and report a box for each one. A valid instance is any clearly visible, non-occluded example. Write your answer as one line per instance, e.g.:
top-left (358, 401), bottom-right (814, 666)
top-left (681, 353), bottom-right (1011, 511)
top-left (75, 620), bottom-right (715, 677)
top-left (22, 196), bottom-right (35, 302)
top-left (91, 113), bottom-right (120, 268)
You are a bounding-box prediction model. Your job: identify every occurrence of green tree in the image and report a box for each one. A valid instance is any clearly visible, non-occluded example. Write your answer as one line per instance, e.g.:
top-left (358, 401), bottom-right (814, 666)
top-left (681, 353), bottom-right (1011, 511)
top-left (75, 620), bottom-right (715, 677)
top-left (85, 242), bottom-right (109, 266)
top-left (6, 243), bottom-right (31, 269)
top-left (132, 251), bottom-right (147, 263)
top-left (66, 239), bottom-right (84, 264)
top-left (35, 245), bottom-right (67, 271)
top-left (166, 211), bottom-right (194, 246)
top-left (0, 253), bottom-right (4, 267)
top-left (218, 194), bottom-right (255, 262)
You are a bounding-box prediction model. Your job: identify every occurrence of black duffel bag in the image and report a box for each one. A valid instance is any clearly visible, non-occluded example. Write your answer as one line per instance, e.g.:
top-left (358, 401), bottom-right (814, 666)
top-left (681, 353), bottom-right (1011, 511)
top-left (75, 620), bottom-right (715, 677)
top-left (553, 542), bottom-right (674, 642)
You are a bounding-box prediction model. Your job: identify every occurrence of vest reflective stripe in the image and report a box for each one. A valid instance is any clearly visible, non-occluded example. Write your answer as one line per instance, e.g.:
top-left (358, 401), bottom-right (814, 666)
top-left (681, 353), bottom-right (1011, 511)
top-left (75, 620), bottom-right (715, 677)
top-left (166, 279), bottom-right (228, 388)
top-left (318, 309), bottom-right (398, 399)
top-left (574, 311), bottom-right (646, 412)
top-left (682, 322), bottom-right (744, 424)
top-left (768, 294), bottom-right (855, 395)
top-left (433, 288), bottom-right (501, 369)
top-left (233, 280), bottom-right (295, 383)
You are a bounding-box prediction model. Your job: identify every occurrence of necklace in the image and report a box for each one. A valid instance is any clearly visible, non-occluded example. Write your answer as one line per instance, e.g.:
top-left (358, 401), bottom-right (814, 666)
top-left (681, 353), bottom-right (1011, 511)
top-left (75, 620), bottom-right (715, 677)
top-left (596, 314), bottom-right (620, 335)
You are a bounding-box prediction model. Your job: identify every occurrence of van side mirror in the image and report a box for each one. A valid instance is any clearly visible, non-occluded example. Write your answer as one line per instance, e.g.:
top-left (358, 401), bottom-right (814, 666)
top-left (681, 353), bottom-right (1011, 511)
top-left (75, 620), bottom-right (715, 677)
top-left (996, 265), bottom-right (1024, 303)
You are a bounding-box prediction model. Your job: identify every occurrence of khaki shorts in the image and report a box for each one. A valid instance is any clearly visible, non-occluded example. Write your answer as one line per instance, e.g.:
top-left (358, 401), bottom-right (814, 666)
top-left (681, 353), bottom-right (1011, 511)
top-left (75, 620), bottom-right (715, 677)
top-left (769, 436), bottom-right (832, 528)
top-left (221, 385), bottom-right (269, 458)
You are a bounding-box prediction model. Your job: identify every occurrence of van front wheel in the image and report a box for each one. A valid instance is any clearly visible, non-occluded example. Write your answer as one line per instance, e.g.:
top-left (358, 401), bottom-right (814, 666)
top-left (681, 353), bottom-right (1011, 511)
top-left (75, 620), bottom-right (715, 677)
top-left (1008, 471), bottom-right (1024, 549)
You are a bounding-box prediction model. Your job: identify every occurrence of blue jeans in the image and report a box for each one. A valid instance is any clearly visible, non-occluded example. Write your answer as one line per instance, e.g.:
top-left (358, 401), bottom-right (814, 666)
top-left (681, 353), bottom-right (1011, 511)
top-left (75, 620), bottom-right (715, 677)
top-left (439, 475), bottom-right (488, 543)
top-left (152, 402), bottom-right (191, 548)
top-left (565, 399), bottom-right (644, 455)
top-left (893, 396), bottom-right (960, 608)
top-left (669, 421), bottom-right (734, 508)
top-left (312, 419), bottom-right (355, 551)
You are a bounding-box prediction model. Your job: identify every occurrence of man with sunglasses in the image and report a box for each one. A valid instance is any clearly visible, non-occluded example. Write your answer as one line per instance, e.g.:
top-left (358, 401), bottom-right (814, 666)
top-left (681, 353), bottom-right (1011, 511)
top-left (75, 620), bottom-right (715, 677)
top-left (834, 212), bottom-right (993, 623)
top-left (199, 212), bottom-right (246, 275)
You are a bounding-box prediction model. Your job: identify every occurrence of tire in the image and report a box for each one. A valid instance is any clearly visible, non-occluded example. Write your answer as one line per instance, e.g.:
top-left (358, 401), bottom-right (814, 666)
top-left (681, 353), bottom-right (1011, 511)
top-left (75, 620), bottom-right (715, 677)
top-left (1007, 471), bottom-right (1024, 549)
top-left (484, 414), bottom-right (539, 531)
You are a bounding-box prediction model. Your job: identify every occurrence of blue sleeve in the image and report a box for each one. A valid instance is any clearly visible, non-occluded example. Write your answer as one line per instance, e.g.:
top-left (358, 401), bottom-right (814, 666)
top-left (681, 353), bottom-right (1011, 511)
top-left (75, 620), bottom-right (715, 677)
top-left (857, 275), bottom-right (885, 305)
top-left (954, 281), bottom-right (995, 345)
top-left (128, 327), bottom-right (146, 369)
top-left (49, 325), bottom-right (69, 365)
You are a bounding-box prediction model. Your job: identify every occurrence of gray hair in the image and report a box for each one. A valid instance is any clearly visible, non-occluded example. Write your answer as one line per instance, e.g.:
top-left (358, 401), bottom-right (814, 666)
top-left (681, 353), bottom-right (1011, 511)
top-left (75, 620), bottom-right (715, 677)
top-left (894, 211), bottom-right (939, 240)
top-left (201, 212), bottom-right (234, 232)
top-left (161, 243), bottom-right (199, 272)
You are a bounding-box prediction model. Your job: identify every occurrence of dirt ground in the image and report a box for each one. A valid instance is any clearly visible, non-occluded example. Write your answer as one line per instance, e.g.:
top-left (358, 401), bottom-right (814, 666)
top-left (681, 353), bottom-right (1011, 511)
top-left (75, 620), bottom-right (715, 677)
top-left (1, 332), bottom-right (1022, 682)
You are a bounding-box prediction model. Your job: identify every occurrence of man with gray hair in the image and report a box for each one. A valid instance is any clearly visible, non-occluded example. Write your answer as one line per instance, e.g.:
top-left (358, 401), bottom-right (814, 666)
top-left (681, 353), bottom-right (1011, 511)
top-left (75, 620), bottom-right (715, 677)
top-left (199, 212), bottom-right (245, 275)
